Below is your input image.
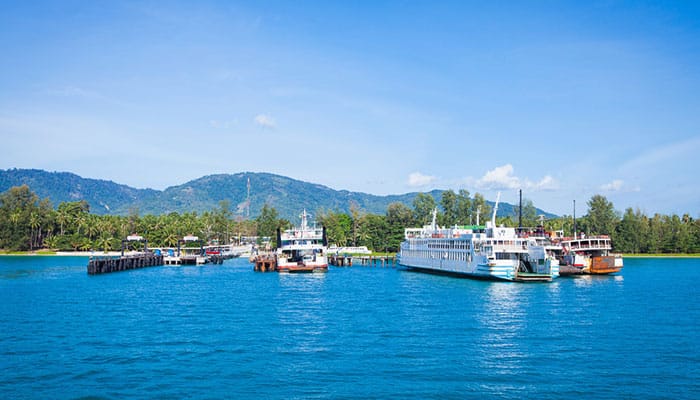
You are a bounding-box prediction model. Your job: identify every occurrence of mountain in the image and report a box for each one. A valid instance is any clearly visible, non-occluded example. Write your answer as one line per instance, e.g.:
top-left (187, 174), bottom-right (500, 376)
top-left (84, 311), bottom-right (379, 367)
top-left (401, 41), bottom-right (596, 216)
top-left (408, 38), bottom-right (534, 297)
top-left (0, 169), bottom-right (160, 213)
top-left (0, 168), bottom-right (557, 220)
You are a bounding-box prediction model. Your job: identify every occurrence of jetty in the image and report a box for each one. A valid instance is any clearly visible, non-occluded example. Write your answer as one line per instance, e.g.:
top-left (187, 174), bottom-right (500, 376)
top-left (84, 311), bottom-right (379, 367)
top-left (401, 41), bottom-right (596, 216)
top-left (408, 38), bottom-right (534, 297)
top-left (329, 254), bottom-right (397, 267)
top-left (87, 234), bottom-right (235, 273)
top-left (87, 253), bottom-right (163, 275)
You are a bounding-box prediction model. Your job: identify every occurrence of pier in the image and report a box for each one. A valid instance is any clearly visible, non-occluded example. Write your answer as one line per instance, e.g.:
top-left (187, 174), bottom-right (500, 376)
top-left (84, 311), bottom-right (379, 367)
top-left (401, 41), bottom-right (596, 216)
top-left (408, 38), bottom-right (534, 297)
top-left (328, 254), bottom-right (397, 267)
top-left (87, 253), bottom-right (164, 275)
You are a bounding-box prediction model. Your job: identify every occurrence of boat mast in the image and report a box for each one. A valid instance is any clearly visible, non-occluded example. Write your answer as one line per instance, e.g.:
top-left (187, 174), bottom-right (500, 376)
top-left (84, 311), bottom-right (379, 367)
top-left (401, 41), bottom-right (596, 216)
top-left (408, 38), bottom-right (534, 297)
top-left (491, 192), bottom-right (500, 227)
top-left (430, 207), bottom-right (438, 230)
top-left (518, 189), bottom-right (522, 232)
top-left (573, 200), bottom-right (577, 239)
top-left (300, 209), bottom-right (309, 236)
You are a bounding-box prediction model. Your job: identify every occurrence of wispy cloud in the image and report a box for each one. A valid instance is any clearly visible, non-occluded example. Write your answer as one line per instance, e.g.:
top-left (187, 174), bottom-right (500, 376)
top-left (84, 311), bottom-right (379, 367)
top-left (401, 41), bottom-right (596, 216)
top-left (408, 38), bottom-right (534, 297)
top-left (475, 164), bottom-right (558, 191)
top-left (621, 137), bottom-right (700, 171)
top-left (254, 114), bottom-right (276, 129)
top-left (47, 86), bottom-right (104, 99)
top-left (408, 172), bottom-right (437, 187)
top-left (600, 179), bottom-right (624, 191)
top-left (600, 179), bottom-right (640, 193)
top-left (209, 119), bottom-right (238, 129)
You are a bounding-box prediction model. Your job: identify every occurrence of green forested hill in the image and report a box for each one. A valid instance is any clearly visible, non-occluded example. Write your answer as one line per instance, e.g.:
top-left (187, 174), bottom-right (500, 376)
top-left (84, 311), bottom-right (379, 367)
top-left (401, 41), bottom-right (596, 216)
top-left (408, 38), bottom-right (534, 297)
top-left (0, 169), bottom-right (160, 214)
top-left (0, 169), bottom-right (555, 220)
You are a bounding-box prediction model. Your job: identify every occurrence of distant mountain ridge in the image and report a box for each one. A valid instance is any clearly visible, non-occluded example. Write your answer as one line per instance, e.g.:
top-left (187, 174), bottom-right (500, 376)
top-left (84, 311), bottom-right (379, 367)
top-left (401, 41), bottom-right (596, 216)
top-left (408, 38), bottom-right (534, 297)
top-left (0, 168), bottom-right (556, 220)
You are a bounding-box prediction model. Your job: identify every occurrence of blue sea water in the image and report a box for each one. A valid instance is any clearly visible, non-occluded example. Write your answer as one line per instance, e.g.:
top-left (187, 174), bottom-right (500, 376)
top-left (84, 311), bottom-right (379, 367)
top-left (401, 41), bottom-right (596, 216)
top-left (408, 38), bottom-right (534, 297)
top-left (1, 256), bottom-right (698, 399)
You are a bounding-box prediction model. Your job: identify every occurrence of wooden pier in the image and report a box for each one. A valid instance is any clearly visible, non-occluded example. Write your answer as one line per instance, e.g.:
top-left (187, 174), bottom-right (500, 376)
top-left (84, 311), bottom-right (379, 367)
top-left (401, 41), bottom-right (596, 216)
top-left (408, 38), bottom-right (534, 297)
top-left (328, 255), bottom-right (397, 267)
top-left (87, 253), bottom-right (164, 275)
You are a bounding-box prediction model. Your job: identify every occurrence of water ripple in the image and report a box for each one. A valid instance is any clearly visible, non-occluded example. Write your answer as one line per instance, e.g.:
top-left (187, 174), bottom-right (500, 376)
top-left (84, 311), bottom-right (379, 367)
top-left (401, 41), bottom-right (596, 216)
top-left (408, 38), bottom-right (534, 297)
top-left (1, 258), bottom-right (699, 399)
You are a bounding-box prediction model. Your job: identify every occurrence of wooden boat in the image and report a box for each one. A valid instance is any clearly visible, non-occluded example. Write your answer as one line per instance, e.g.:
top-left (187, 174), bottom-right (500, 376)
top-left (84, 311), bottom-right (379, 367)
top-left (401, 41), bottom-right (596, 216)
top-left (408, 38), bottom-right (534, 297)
top-left (558, 235), bottom-right (623, 275)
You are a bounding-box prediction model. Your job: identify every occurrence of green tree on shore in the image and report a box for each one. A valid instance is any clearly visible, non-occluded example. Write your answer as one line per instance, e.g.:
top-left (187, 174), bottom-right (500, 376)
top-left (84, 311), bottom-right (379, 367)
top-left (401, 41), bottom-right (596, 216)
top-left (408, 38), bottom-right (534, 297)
top-left (1, 185), bottom-right (699, 255)
top-left (586, 195), bottom-right (618, 235)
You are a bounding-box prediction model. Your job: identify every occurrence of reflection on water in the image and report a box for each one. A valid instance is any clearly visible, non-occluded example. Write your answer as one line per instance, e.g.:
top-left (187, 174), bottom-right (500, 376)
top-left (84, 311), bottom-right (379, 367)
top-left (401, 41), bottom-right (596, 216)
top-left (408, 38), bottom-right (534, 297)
top-left (0, 256), bottom-right (87, 280)
top-left (475, 283), bottom-right (527, 379)
top-left (573, 274), bottom-right (624, 288)
top-left (273, 273), bottom-right (330, 360)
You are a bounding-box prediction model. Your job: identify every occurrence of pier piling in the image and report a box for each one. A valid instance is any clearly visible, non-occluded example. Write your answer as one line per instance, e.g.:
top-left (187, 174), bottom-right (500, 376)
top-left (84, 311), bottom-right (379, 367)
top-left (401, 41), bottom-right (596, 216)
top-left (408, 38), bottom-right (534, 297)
top-left (328, 255), bottom-right (396, 267)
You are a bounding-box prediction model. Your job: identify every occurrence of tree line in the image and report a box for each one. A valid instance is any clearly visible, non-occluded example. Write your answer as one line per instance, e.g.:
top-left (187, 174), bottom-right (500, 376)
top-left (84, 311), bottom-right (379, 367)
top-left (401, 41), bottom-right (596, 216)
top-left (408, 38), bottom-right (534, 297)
top-left (1, 185), bottom-right (698, 254)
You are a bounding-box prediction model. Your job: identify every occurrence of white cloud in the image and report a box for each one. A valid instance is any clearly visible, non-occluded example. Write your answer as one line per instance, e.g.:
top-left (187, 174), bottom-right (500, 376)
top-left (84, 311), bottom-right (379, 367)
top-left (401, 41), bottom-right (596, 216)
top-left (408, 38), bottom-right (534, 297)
top-left (408, 172), bottom-right (437, 187)
top-left (600, 179), bottom-right (624, 191)
top-left (476, 164), bottom-right (558, 191)
top-left (477, 164), bottom-right (520, 189)
top-left (532, 175), bottom-right (558, 191)
top-left (599, 179), bottom-right (640, 193)
top-left (254, 114), bottom-right (276, 129)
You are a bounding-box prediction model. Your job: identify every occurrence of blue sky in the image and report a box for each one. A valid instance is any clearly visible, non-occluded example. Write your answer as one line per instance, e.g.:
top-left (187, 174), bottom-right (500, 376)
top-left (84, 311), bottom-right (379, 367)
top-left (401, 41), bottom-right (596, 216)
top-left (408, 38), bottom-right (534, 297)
top-left (1, 1), bottom-right (698, 216)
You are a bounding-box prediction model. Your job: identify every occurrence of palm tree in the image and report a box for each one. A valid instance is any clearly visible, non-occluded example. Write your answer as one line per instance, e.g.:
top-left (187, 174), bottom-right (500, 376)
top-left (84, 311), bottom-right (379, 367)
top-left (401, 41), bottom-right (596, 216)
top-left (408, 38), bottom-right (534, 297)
top-left (44, 235), bottom-right (59, 251)
top-left (74, 213), bottom-right (87, 236)
top-left (97, 235), bottom-right (112, 253)
top-left (56, 207), bottom-right (70, 236)
top-left (29, 212), bottom-right (40, 250)
top-left (164, 229), bottom-right (179, 248)
top-left (10, 210), bottom-right (21, 226)
top-left (85, 215), bottom-right (100, 239)
top-left (79, 238), bottom-right (92, 252)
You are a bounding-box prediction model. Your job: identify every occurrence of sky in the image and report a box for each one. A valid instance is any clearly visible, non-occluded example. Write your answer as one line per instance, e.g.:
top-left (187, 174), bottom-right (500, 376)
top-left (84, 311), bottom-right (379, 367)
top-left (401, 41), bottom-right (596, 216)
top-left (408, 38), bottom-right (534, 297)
top-left (1, 1), bottom-right (699, 216)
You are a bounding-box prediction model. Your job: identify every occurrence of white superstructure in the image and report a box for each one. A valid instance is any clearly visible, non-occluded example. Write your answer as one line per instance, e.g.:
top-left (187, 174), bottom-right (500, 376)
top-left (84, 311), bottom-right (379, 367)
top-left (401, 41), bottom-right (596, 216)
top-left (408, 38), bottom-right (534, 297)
top-left (276, 209), bottom-right (328, 273)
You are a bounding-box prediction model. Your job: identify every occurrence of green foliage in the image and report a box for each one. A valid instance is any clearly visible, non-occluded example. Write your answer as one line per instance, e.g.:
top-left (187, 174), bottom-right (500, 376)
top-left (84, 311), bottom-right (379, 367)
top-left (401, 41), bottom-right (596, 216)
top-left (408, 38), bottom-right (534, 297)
top-left (586, 195), bottom-right (618, 235)
top-left (471, 193), bottom-right (492, 225)
top-left (255, 204), bottom-right (289, 247)
top-left (412, 193), bottom-right (436, 226)
top-left (1, 185), bottom-right (698, 255)
top-left (440, 190), bottom-right (458, 226)
top-left (318, 211), bottom-right (353, 247)
top-left (0, 185), bottom-right (52, 250)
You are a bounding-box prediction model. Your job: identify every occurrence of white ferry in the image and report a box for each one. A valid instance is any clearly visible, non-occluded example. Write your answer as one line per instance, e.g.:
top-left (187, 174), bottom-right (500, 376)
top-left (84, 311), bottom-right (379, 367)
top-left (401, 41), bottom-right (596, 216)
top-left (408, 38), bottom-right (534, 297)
top-left (275, 209), bottom-right (328, 273)
top-left (398, 196), bottom-right (559, 282)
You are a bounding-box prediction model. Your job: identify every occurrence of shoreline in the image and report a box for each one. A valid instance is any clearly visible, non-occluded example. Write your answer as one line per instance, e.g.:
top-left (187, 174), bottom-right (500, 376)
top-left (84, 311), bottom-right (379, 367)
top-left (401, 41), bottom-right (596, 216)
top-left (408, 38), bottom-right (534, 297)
top-left (2, 251), bottom-right (700, 258)
top-left (622, 254), bottom-right (700, 258)
top-left (0, 251), bottom-right (127, 257)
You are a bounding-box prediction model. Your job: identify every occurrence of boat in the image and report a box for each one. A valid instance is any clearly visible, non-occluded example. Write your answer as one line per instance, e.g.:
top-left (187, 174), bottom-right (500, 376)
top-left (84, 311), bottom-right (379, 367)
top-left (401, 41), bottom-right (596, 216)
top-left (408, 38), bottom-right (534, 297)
top-left (275, 209), bottom-right (328, 273)
top-left (398, 194), bottom-right (559, 282)
top-left (558, 235), bottom-right (623, 275)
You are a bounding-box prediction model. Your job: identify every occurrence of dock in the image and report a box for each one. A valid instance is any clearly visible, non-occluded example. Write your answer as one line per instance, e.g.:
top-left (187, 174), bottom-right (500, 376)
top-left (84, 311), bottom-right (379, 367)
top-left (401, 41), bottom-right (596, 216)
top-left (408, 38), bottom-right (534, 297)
top-left (87, 253), bottom-right (164, 275)
top-left (328, 254), bottom-right (397, 267)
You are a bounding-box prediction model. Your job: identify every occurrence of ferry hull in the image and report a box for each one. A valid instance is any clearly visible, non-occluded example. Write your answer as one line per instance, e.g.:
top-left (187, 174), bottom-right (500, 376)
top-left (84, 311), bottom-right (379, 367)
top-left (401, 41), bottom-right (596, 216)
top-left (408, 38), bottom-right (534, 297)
top-left (589, 255), bottom-right (623, 274)
top-left (276, 263), bottom-right (328, 273)
top-left (559, 255), bottom-right (623, 275)
top-left (398, 257), bottom-right (552, 282)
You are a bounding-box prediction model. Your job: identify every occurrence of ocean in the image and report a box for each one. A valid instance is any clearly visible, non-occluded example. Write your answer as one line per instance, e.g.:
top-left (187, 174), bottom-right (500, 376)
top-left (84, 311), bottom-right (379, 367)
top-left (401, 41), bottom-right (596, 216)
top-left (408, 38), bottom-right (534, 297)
top-left (1, 256), bottom-right (698, 399)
